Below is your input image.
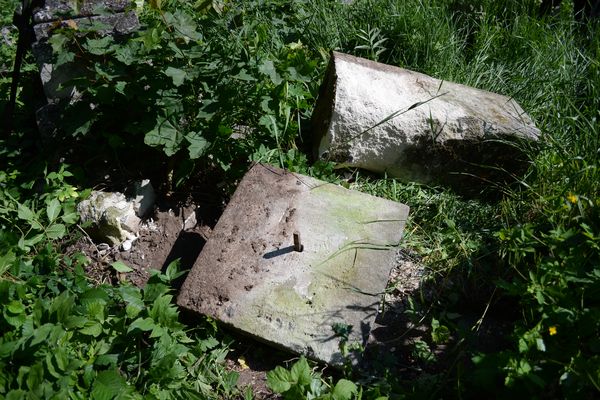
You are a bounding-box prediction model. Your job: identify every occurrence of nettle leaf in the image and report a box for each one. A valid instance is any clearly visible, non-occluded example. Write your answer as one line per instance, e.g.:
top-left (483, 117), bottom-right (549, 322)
top-left (145, 117), bottom-right (184, 156)
top-left (91, 369), bottom-right (128, 400)
top-left (164, 67), bottom-right (186, 87)
top-left (84, 36), bottom-right (114, 56)
top-left (186, 132), bottom-right (209, 159)
top-left (331, 379), bottom-right (358, 400)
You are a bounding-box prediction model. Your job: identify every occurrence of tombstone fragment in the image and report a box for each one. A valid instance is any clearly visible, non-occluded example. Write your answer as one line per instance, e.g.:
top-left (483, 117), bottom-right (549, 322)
top-left (312, 52), bottom-right (540, 190)
top-left (178, 164), bottom-right (410, 366)
top-left (27, 0), bottom-right (139, 132)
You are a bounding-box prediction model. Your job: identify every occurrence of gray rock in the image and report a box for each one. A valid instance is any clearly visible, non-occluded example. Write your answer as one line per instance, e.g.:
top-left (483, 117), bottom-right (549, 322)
top-left (78, 191), bottom-right (140, 246)
top-left (25, 1), bottom-right (139, 133)
top-left (32, 0), bottom-right (134, 23)
top-left (178, 164), bottom-right (409, 366)
top-left (312, 52), bottom-right (540, 189)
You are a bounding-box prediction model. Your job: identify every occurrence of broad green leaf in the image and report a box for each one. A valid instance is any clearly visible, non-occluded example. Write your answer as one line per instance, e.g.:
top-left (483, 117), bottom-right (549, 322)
top-left (290, 356), bottom-right (312, 386)
top-left (164, 67), bottom-right (186, 87)
top-left (145, 117), bottom-right (184, 157)
top-left (266, 366), bottom-right (292, 393)
top-left (128, 317), bottom-right (156, 332)
top-left (80, 321), bottom-right (103, 337)
top-left (6, 300), bottom-right (24, 314)
top-left (23, 233), bottom-right (45, 247)
top-left (84, 36), bottom-right (114, 56)
top-left (26, 363), bottom-right (44, 392)
top-left (111, 261), bottom-right (133, 273)
top-left (46, 223), bottom-right (66, 239)
top-left (46, 199), bottom-right (61, 222)
top-left (331, 379), bottom-right (358, 400)
top-left (17, 203), bottom-right (35, 222)
top-left (31, 323), bottom-right (55, 346)
top-left (48, 33), bottom-right (68, 53)
top-left (186, 132), bottom-right (210, 159)
top-left (163, 10), bottom-right (202, 41)
top-left (64, 315), bottom-right (88, 329)
top-left (259, 60), bottom-right (282, 85)
top-left (0, 251), bottom-right (16, 275)
top-left (232, 69), bottom-right (257, 81)
top-left (91, 369), bottom-right (127, 400)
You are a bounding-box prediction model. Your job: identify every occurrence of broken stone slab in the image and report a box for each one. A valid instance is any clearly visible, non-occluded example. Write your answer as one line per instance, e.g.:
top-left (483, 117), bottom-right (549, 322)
top-left (24, 0), bottom-right (139, 133)
top-left (178, 164), bottom-right (409, 366)
top-left (77, 179), bottom-right (155, 246)
top-left (312, 52), bottom-right (540, 189)
top-left (31, 7), bottom-right (139, 101)
top-left (32, 0), bottom-right (134, 23)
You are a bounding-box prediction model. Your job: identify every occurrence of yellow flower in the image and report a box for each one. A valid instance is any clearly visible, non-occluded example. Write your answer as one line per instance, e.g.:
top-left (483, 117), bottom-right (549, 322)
top-left (549, 326), bottom-right (557, 336)
top-left (567, 193), bottom-right (578, 204)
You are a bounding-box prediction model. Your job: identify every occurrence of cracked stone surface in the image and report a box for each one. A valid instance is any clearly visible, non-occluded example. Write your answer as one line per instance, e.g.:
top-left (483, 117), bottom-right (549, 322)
top-left (311, 52), bottom-right (540, 188)
top-left (178, 164), bottom-right (409, 366)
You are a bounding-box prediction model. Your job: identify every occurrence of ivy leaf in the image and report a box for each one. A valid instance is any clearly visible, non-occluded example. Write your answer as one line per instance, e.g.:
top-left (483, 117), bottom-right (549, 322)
top-left (164, 67), bottom-right (186, 87)
top-left (48, 33), bottom-right (68, 53)
top-left (331, 379), bottom-right (358, 400)
top-left (46, 199), bottom-right (61, 222)
top-left (84, 36), bottom-right (114, 56)
top-left (186, 132), bottom-right (210, 159)
top-left (145, 117), bottom-right (184, 156)
top-left (163, 10), bottom-right (202, 41)
top-left (111, 261), bottom-right (133, 273)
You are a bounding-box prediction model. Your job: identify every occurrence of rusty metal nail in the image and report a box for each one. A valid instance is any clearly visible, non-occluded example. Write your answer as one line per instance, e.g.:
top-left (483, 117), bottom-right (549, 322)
top-left (293, 231), bottom-right (303, 252)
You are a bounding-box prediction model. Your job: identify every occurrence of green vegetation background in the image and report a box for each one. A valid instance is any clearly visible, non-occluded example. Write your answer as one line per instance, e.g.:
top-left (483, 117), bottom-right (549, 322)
top-left (0, 0), bottom-right (598, 398)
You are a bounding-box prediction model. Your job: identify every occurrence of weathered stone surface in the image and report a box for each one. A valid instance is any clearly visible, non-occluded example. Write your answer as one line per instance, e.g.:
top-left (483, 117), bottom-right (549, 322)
top-left (32, 11), bottom-right (139, 100)
top-left (32, 0), bottom-right (133, 23)
top-left (178, 164), bottom-right (409, 366)
top-left (78, 191), bottom-right (140, 246)
top-left (25, 1), bottom-right (139, 133)
top-left (312, 52), bottom-right (540, 188)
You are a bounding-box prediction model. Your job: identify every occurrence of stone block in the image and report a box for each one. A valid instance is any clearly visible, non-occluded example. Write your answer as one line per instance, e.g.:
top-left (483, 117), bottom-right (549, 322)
top-left (178, 164), bottom-right (409, 366)
top-left (312, 52), bottom-right (540, 189)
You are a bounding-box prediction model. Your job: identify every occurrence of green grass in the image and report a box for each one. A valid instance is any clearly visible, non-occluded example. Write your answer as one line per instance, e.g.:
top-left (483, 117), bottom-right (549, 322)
top-left (1, 0), bottom-right (599, 398)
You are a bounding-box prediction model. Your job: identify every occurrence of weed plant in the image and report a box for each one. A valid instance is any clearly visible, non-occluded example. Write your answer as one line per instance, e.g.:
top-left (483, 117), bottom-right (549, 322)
top-left (1, 0), bottom-right (599, 398)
